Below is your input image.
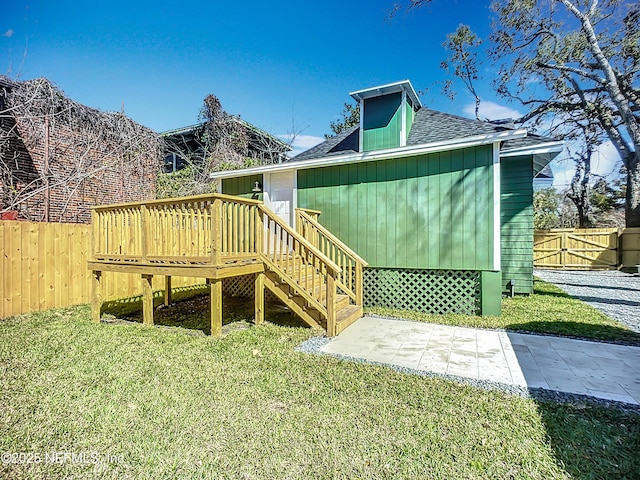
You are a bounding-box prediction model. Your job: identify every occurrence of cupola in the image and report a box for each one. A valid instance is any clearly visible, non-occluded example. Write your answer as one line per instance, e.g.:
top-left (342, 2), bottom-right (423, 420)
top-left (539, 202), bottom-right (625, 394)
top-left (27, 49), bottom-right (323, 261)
top-left (350, 80), bottom-right (421, 152)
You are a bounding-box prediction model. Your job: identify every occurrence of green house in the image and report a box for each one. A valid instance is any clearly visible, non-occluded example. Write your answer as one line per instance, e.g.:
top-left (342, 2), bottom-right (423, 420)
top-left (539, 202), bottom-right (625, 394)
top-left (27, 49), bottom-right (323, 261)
top-left (212, 80), bottom-right (562, 316)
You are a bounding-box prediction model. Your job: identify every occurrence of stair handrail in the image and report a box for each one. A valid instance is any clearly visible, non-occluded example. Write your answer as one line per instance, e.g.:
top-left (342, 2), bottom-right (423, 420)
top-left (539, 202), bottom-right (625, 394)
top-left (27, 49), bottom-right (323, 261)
top-left (258, 204), bottom-right (342, 332)
top-left (258, 205), bottom-right (342, 275)
top-left (295, 209), bottom-right (368, 306)
top-left (295, 209), bottom-right (368, 266)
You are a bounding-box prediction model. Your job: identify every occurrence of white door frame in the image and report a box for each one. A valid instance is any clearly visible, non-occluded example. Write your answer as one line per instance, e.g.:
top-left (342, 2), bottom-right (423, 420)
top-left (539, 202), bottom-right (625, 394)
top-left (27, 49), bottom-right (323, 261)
top-left (263, 170), bottom-right (297, 229)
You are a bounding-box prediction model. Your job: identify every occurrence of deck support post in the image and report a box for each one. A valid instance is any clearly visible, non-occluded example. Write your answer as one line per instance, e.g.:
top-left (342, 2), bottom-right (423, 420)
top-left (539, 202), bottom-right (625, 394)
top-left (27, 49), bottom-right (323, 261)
top-left (92, 270), bottom-right (102, 323)
top-left (164, 276), bottom-right (172, 307)
top-left (142, 274), bottom-right (154, 325)
top-left (210, 278), bottom-right (223, 337)
top-left (255, 272), bottom-right (265, 325)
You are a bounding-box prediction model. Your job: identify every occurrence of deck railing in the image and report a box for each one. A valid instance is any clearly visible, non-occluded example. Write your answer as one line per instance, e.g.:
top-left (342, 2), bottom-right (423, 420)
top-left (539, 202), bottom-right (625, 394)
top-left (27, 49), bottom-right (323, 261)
top-left (295, 208), bottom-right (369, 307)
top-left (92, 193), bottom-right (262, 265)
top-left (91, 194), bottom-right (363, 336)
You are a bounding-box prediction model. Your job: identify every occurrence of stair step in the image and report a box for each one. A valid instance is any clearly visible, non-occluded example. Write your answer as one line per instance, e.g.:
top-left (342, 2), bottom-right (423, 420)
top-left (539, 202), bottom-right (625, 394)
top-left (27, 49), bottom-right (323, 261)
top-left (334, 305), bottom-right (363, 335)
top-left (269, 274), bottom-right (350, 309)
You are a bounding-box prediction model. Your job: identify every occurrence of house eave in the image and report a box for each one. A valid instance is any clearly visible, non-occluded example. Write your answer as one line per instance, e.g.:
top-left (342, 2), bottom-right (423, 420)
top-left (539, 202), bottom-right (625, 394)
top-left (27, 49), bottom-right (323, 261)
top-left (500, 141), bottom-right (564, 157)
top-left (349, 80), bottom-right (422, 108)
top-left (211, 129), bottom-right (528, 180)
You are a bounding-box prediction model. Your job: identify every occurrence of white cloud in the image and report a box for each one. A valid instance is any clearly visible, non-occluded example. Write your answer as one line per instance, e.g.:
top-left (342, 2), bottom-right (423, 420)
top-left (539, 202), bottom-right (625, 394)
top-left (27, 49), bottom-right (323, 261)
top-left (2, 29), bottom-right (13, 38)
top-left (277, 133), bottom-right (324, 158)
top-left (591, 140), bottom-right (621, 177)
top-left (551, 140), bottom-right (622, 188)
top-left (463, 101), bottom-right (522, 121)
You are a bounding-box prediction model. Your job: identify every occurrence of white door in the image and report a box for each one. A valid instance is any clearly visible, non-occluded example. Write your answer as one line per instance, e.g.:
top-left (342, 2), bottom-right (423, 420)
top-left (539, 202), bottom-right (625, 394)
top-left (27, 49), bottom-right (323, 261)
top-left (265, 171), bottom-right (296, 227)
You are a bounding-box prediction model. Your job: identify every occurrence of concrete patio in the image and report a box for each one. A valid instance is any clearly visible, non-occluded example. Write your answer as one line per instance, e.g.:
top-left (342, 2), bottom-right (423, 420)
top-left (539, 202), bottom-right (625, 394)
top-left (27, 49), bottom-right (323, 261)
top-left (321, 316), bottom-right (640, 405)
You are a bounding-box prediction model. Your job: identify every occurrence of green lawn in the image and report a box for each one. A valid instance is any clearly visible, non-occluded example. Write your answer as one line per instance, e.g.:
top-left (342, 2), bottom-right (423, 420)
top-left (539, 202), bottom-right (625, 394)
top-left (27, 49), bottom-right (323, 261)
top-left (367, 277), bottom-right (640, 345)
top-left (1, 301), bottom-right (639, 479)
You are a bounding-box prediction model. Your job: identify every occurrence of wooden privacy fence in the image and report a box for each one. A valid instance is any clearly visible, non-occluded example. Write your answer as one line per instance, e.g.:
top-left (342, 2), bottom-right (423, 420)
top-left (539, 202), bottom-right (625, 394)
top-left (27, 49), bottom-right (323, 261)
top-left (0, 220), bottom-right (201, 318)
top-left (534, 227), bottom-right (640, 270)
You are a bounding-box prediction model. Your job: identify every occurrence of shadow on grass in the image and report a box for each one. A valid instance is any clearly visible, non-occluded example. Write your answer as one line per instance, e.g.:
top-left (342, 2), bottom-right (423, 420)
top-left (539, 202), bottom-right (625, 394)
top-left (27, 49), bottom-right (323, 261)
top-left (529, 286), bottom-right (572, 299)
top-left (552, 282), bottom-right (640, 293)
top-left (102, 285), bottom-right (309, 336)
top-left (535, 400), bottom-right (640, 478)
top-left (506, 320), bottom-right (640, 345)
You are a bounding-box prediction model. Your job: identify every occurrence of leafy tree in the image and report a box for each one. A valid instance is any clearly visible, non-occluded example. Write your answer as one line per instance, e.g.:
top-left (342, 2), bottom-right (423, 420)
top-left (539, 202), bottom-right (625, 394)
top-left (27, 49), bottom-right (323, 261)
top-left (590, 176), bottom-right (626, 225)
top-left (534, 188), bottom-right (562, 228)
top-left (397, 0), bottom-right (640, 227)
top-left (159, 94), bottom-right (287, 198)
top-left (441, 25), bottom-right (483, 120)
top-left (326, 102), bottom-right (360, 139)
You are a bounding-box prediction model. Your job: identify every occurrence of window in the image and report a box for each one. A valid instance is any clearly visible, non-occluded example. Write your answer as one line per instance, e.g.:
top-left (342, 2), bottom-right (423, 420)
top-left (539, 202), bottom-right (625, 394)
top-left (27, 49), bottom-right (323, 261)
top-left (163, 153), bottom-right (186, 173)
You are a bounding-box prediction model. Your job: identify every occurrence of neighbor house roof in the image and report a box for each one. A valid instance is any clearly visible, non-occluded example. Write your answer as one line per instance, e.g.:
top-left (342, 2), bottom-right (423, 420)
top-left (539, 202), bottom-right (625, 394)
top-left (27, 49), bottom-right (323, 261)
top-left (162, 117), bottom-right (290, 152)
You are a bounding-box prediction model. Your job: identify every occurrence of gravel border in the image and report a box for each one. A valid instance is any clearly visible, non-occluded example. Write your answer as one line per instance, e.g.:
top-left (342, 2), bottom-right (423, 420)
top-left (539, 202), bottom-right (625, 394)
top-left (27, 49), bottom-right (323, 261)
top-left (534, 269), bottom-right (640, 333)
top-left (296, 334), bottom-right (640, 415)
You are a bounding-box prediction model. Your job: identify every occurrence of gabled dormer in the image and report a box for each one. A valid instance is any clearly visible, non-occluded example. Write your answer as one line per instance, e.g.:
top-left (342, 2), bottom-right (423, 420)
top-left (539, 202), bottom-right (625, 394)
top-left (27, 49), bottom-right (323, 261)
top-left (350, 80), bottom-right (421, 152)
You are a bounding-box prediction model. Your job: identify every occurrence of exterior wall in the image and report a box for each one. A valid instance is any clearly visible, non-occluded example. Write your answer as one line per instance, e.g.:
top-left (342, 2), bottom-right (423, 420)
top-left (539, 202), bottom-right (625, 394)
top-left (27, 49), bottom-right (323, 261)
top-left (1, 112), bottom-right (157, 224)
top-left (362, 93), bottom-right (403, 151)
top-left (221, 174), bottom-right (263, 200)
top-left (297, 144), bottom-right (496, 271)
top-left (500, 155), bottom-right (534, 294)
top-left (404, 99), bottom-right (415, 143)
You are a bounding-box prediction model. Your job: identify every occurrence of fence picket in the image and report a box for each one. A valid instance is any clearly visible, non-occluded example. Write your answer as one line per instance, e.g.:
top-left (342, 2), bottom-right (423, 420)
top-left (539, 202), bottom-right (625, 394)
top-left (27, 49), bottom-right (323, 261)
top-left (534, 228), bottom-right (640, 270)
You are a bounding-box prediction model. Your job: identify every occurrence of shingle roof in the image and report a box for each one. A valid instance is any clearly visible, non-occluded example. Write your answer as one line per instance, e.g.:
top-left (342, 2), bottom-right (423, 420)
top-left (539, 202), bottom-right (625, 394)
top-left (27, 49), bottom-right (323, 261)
top-left (290, 107), bottom-right (560, 161)
top-left (293, 125), bottom-right (359, 161)
top-left (406, 108), bottom-right (511, 144)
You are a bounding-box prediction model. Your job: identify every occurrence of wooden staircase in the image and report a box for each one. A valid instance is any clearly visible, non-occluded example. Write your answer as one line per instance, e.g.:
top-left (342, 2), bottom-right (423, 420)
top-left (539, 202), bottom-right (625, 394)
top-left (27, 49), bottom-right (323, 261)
top-left (262, 258), bottom-right (363, 335)
top-left (257, 205), bottom-right (368, 336)
top-left (88, 194), bottom-right (367, 337)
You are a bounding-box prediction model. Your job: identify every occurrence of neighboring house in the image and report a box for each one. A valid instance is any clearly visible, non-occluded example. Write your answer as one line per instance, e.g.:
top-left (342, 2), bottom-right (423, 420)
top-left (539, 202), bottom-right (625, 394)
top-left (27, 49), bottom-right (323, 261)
top-left (0, 76), bottom-right (160, 223)
top-left (162, 118), bottom-right (290, 173)
top-left (212, 80), bottom-right (563, 315)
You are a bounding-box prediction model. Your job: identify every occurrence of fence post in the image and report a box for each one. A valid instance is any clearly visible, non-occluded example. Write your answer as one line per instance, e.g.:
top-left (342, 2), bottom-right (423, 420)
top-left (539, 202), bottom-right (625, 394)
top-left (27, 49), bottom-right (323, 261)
top-left (618, 228), bottom-right (624, 268)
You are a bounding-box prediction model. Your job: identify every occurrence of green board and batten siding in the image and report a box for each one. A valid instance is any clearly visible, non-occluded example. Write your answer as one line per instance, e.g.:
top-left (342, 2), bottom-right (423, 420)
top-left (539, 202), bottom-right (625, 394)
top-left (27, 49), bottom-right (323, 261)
top-left (221, 174), bottom-right (263, 200)
top-left (362, 93), bottom-right (415, 152)
top-left (297, 144), bottom-right (496, 271)
top-left (500, 155), bottom-right (534, 294)
top-left (405, 99), bottom-right (415, 140)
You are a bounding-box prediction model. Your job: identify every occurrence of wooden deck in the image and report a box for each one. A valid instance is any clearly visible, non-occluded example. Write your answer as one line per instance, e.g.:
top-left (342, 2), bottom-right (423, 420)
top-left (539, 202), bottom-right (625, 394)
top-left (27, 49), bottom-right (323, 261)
top-left (89, 194), bottom-right (367, 336)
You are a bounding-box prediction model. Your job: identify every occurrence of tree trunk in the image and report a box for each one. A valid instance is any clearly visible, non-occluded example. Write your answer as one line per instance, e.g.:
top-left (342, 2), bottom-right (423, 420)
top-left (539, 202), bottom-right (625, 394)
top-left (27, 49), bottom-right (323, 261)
top-left (626, 151), bottom-right (640, 227)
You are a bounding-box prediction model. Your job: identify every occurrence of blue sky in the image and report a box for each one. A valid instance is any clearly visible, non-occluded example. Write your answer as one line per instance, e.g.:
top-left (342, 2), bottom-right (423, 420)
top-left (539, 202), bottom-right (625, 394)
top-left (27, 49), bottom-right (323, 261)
top-left (1, 0), bottom-right (619, 185)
